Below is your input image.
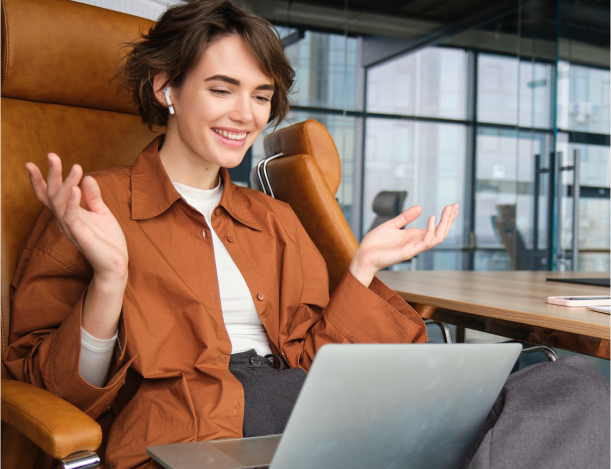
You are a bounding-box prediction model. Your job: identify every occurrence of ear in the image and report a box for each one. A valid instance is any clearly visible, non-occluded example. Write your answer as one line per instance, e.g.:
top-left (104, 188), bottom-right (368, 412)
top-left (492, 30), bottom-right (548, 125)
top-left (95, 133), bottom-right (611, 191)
top-left (152, 72), bottom-right (171, 107)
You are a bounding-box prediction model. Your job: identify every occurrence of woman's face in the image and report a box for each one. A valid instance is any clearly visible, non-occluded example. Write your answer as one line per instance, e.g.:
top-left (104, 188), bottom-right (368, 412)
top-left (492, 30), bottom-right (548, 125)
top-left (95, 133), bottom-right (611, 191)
top-left (161, 35), bottom-right (274, 170)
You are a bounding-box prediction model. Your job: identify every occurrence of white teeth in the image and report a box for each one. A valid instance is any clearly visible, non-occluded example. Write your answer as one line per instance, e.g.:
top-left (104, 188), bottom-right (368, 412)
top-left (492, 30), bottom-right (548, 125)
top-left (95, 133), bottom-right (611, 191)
top-left (213, 129), bottom-right (247, 140)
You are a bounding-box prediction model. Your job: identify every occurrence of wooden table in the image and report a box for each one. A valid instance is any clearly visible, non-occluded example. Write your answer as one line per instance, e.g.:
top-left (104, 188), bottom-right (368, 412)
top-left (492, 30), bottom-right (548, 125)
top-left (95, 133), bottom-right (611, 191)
top-left (377, 271), bottom-right (610, 359)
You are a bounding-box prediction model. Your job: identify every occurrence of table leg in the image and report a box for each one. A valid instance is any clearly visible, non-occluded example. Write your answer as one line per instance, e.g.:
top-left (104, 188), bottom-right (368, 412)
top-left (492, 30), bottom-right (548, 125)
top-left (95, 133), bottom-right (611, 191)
top-left (456, 326), bottom-right (465, 343)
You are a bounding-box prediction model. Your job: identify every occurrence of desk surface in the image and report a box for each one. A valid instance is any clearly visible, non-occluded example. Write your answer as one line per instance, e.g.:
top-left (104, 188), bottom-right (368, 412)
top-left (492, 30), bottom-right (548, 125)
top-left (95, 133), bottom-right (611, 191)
top-left (377, 271), bottom-right (610, 343)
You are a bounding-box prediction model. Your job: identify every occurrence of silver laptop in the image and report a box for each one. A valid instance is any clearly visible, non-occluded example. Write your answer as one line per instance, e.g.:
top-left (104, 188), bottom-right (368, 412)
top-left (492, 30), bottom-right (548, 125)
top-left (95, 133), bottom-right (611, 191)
top-left (148, 343), bottom-right (521, 469)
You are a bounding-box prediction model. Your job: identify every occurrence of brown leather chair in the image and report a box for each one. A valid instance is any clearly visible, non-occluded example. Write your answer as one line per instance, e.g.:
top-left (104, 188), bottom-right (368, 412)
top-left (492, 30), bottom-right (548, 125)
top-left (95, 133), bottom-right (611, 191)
top-left (251, 120), bottom-right (358, 295)
top-left (1, 0), bottom-right (160, 467)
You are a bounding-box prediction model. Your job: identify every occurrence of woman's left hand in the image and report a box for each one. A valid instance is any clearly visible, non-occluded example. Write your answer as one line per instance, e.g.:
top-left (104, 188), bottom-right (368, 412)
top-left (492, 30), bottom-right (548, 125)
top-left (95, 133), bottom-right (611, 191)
top-left (349, 204), bottom-right (459, 287)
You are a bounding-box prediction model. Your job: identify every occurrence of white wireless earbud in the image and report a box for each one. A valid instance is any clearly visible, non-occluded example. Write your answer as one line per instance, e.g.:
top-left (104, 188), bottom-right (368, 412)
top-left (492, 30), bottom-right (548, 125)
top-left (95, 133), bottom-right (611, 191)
top-left (164, 87), bottom-right (175, 115)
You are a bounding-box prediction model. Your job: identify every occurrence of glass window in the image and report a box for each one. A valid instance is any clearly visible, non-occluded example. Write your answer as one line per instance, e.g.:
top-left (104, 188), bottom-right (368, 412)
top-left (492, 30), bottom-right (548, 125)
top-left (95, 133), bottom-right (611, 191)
top-left (367, 47), bottom-right (467, 120)
top-left (555, 135), bottom-right (610, 271)
top-left (557, 62), bottom-right (611, 134)
top-left (474, 128), bottom-right (552, 270)
top-left (478, 54), bottom-right (553, 128)
top-left (284, 32), bottom-right (360, 111)
top-left (362, 119), bottom-right (466, 269)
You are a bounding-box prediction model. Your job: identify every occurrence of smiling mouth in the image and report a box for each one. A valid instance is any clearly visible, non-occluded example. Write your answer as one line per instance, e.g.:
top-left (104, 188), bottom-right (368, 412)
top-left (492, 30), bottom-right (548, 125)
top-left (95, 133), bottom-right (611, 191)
top-left (212, 128), bottom-right (248, 141)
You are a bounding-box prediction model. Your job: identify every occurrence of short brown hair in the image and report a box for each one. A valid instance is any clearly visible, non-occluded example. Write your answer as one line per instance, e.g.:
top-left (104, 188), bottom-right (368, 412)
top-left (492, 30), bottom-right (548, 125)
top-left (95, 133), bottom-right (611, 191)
top-left (119, 0), bottom-right (295, 129)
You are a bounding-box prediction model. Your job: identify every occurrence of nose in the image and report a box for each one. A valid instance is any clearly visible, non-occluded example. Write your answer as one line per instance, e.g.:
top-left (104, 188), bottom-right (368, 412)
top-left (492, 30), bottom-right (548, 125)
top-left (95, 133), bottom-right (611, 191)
top-left (228, 93), bottom-right (253, 124)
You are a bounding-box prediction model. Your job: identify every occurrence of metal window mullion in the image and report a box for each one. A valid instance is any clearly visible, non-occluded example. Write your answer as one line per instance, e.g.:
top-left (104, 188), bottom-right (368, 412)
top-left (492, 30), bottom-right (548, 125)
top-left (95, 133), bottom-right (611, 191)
top-left (464, 49), bottom-right (478, 271)
top-left (572, 148), bottom-right (580, 270)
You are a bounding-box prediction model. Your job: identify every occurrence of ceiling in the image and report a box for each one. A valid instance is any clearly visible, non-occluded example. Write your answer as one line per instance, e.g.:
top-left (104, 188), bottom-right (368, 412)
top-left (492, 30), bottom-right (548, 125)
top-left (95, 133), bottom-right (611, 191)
top-left (238, 0), bottom-right (609, 67)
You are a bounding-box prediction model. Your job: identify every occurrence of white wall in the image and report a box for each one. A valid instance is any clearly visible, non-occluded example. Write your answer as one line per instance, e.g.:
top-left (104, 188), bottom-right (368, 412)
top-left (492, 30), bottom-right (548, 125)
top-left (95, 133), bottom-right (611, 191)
top-left (71, 0), bottom-right (186, 20)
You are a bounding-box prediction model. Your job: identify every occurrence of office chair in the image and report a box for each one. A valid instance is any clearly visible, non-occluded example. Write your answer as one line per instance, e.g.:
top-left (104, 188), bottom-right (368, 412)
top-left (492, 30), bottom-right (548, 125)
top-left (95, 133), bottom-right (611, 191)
top-left (493, 204), bottom-right (532, 270)
top-left (1, 0), bottom-right (160, 467)
top-left (251, 120), bottom-right (357, 295)
top-left (368, 191), bottom-right (408, 232)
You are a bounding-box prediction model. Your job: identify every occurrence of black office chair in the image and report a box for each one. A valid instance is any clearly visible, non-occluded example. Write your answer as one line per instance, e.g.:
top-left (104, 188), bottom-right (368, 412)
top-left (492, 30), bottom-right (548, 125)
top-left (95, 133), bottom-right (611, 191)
top-left (368, 191), bottom-right (408, 232)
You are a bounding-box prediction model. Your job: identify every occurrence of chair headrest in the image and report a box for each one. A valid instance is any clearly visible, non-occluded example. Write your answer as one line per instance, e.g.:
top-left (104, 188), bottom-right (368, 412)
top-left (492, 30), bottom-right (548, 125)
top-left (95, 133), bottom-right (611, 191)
top-left (1, 0), bottom-right (153, 114)
top-left (372, 191), bottom-right (407, 217)
top-left (263, 119), bottom-right (342, 194)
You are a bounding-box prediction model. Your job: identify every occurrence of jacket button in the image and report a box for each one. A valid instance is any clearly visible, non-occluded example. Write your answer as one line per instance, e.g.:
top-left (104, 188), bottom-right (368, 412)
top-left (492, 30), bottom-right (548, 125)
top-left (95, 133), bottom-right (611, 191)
top-left (227, 235), bottom-right (234, 243)
top-left (250, 356), bottom-right (263, 366)
top-left (202, 230), bottom-right (206, 239)
top-left (257, 293), bottom-right (264, 301)
top-left (215, 208), bottom-right (222, 216)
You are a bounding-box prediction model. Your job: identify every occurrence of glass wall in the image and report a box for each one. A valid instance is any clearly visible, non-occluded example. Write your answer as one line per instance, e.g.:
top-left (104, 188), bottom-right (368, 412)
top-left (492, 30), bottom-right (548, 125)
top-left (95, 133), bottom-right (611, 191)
top-left (478, 55), bottom-right (553, 128)
top-left (474, 129), bottom-right (553, 270)
top-left (362, 119), bottom-right (466, 253)
top-left (557, 61), bottom-right (610, 134)
top-left (284, 31), bottom-right (360, 111)
top-left (556, 135), bottom-right (610, 271)
top-left (367, 47), bottom-right (467, 120)
top-left (360, 48), bottom-right (469, 269)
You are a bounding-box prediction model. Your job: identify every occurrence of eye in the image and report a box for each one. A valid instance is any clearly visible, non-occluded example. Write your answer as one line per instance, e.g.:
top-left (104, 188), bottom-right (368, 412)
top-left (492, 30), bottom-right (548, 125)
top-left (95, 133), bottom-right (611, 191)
top-left (210, 89), bottom-right (230, 96)
top-left (255, 96), bottom-right (271, 103)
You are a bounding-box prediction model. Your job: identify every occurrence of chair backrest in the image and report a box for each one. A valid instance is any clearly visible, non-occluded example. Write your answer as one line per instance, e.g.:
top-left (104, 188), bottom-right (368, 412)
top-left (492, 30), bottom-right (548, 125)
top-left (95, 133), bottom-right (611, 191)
top-left (494, 204), bottom-right (531, 270)
top-left (368, 190), bottom-right (407, 232)
top-left (1, 0), bottom-right (160, 465)
top-left (253, 120), bottom-right (359, 295)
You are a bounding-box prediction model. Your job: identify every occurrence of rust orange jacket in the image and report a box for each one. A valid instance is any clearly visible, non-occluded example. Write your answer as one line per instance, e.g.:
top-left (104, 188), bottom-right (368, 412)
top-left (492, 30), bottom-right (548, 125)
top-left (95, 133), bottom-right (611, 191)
top-left (5, 137), bottom-right (427, 468)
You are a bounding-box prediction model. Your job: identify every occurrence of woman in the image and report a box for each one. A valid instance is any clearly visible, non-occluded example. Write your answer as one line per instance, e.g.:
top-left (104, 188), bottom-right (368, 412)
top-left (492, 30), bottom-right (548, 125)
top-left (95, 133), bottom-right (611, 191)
top-left (6, 1), bottom-right (458, 467)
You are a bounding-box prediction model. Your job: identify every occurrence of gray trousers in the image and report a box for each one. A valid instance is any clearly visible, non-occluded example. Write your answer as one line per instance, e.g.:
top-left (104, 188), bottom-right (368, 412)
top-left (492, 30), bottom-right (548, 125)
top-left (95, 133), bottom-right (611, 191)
top-left (461, 356), bottom-right (610, 469)
top-left (229, 350), bottom-right (306, 438)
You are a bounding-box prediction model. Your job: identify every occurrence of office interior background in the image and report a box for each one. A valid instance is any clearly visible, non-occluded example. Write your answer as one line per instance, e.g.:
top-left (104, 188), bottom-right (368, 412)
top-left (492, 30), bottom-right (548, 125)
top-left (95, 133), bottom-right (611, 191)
top-left (74, 0), bottom-right (610, 374)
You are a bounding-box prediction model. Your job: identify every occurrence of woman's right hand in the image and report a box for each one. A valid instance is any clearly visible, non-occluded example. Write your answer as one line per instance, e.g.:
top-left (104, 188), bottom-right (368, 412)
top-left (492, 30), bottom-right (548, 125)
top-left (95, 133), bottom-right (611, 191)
top-left (26, 154), bottom-right (129, 284)
top-left (27, 154), bottom-right (128, 340)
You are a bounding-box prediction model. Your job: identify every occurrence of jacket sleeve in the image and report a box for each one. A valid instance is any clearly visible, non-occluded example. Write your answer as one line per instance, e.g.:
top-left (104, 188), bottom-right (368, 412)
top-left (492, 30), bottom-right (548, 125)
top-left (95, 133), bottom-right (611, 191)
top-left (279, 214), bottom-right (428, 371)
top-left (4, 208), bottom-right (134, 420)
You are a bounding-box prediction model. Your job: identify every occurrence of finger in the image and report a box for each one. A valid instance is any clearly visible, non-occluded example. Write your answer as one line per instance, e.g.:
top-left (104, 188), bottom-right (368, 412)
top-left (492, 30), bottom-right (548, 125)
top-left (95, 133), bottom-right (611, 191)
top-left (25, 163), bottom-right (50, 207)
top-left (52, 164), bottom-right (83, 218)
top-left (433, 205), bottom-right (453, 242)
top-left (58, 186), bottom-right (83, 245)
top-left (46, 153), bottom-right (64, 199)
top-left (81, 175), bottom-right (109, 214)
top-left (63, 186), bottom-right (89, 241)
top-left (389, 205), bottom-right (423, 229)
top-left (444, 203), bottom-right (459, 238)
top-left (422, 215), bottom-right (436, 245)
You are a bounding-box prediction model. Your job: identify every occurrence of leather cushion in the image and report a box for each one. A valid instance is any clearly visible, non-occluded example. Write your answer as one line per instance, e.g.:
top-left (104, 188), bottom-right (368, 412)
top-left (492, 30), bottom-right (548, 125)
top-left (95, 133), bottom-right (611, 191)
top-left (1, 0), bottom-right (153, 114)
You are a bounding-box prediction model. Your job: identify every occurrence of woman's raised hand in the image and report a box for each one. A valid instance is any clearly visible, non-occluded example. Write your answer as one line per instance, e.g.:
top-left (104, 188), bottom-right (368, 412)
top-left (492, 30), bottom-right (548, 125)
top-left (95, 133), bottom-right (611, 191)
top-left (26, 154), bottom-right (129, 284)
top-left (349, 204), bottom-right (459, 287)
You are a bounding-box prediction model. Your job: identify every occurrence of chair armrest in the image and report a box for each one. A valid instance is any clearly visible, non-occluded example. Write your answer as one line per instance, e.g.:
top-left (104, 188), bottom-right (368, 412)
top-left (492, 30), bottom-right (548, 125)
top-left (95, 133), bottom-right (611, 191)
top-left (1, 379), bottom-right (102, 459)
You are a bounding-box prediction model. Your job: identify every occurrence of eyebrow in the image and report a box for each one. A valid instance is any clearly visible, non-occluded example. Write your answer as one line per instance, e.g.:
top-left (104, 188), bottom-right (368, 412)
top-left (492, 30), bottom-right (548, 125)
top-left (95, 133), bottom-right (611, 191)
top-left (205, 74), bottom-right (275, 91)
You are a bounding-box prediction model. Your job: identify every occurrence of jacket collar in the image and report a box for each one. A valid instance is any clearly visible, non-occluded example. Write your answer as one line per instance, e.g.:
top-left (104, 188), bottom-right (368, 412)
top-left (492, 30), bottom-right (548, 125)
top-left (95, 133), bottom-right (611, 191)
top-left (131, 135), bottom-right (261, 231)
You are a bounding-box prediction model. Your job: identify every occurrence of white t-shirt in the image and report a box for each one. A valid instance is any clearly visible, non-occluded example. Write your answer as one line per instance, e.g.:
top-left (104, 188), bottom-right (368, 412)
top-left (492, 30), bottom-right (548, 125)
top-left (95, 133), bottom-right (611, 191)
top-left (79, 179), bottom-right (272, 387)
